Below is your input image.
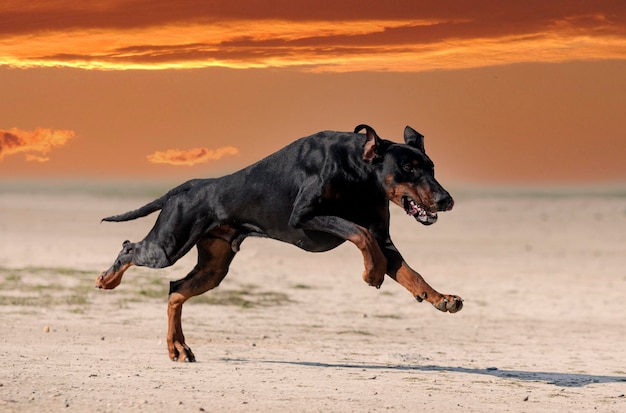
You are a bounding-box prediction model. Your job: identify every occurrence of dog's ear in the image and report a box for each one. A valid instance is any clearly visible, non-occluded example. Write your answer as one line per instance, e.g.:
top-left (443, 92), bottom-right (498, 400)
top-left (355, 124), bottom-right (382, 163)
top-left (404, 126), bottom-right (425, 153)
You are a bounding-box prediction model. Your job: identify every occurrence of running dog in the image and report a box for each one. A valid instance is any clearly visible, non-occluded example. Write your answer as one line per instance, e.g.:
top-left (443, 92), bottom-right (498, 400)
top-left (96, 124), bottom-right (463, 362)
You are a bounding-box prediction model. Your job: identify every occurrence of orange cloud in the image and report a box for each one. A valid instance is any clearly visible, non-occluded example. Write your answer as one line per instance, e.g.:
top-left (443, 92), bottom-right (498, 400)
top-left (0, 128), bottom-right (76, 162)
top-left (0, 2), bottom-right (624, 72)
top-left (147, 146), bottom-right (239, 166)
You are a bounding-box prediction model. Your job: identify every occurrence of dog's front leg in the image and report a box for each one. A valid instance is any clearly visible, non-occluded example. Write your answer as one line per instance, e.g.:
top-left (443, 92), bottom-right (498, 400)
top-left (296, 216), bottom-right (387, 288)
top-left (344, 223), bottom-right (388, 288)
top-left (392, 262), bottom-right (462, 312)
top-left (383, 249), bottom-right (463, 313)
top-left (289, 186), bottom-right (387, 288)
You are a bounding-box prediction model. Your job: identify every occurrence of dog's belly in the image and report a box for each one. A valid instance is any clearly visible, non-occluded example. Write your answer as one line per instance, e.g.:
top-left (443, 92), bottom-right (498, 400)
top-left (261, 228), bottom-right (345, 252)
top-left (297, 230), bottom-right (346, 252)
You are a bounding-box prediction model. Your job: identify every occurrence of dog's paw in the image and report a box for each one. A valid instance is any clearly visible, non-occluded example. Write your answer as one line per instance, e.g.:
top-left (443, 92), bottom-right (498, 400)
top-left (95, 263), bottom-right (130, 290)
top-left (169, 340), bottom-right (196, 363)
top-left (433, 294), bottom-right (463, 313)
top-left (362, 270), bottom-right (385, 289)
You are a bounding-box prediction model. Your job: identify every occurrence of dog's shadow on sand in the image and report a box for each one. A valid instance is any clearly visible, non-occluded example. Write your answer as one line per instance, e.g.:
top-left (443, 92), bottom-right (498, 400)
top-left (223, 358), bottom-right (626, 388)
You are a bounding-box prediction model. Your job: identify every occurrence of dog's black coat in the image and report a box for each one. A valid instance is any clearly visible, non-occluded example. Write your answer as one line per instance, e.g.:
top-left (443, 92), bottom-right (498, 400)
top-left (98, 124), bottom-right (461, 362)
top-left (104, 125), bottom-right (451, 272)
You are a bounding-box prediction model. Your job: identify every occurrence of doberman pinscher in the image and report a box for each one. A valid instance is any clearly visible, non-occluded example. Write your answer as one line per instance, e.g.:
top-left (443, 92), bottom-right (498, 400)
top-left (96, 124), bottom-right (462, 362)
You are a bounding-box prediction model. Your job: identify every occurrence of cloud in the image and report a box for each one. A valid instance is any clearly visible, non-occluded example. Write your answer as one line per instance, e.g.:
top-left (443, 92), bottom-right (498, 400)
top-left (0, 1), bottom-right (624, 71)
top-left (147, 146), bottom-right (239, 166)
top-left (0, 128), bottom-right (76, 162)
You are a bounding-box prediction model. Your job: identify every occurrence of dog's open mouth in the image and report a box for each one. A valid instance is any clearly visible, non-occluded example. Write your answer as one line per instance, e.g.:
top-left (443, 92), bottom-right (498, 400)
top-left (402, 196), bottom-right (438, 225)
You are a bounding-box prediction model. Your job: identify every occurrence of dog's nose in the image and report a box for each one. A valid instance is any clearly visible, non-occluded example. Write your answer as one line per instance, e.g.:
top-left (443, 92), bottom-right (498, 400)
top-left (437, 193), bottom-right (454, 211)
top-left (445, 197), bottom-right (454, 211)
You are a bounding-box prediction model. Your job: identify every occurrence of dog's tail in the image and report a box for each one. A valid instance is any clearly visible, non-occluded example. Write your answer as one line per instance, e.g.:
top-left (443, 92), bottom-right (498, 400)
top-left (101, 199), bottom-right (163, 222)
top-left (102, 179), bottom-right (202, 222)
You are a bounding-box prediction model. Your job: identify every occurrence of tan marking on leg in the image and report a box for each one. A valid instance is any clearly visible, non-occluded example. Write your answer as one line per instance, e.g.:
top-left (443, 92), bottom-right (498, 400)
top-left (387, 262), bottom-right (463, 313)
top-left (347, 226), bottom-right (387, 288)
top-left (167, 237), bottom-right (235, 362)
top-left (95, 263), bottom-right (132, 290)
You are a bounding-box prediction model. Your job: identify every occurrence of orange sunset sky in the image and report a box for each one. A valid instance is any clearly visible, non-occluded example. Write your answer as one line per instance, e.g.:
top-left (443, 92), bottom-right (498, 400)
top-left (1, 0), bottom-right (625, 185)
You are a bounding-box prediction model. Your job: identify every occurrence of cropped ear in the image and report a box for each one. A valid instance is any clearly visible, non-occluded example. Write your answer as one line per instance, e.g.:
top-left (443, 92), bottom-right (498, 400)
top-left (354, 124), bottom-right (382, 162)
top-left (404, 126), bottom-right (425, 153)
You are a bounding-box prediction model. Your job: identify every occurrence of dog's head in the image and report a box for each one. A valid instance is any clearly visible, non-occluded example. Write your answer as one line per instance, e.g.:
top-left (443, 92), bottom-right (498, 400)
top-left (355, 124), bottom-right (454, 225)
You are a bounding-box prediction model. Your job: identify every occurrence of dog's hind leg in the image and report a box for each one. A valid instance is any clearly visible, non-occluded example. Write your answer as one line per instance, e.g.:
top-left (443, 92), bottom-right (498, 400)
top-left (96, 195), bottom-right (215, 290)
top-left (167, 236), bottom-right (236, 362)
top-left (95, 238), bottom-right (176, 290)
top-left (96, 240), bottom-right (136, 289)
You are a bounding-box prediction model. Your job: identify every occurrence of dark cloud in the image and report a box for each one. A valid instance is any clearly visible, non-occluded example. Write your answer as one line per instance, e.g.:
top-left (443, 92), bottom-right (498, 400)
top-left (1, 0), bottom-right (624, 71)
top-left (0, 131), bottom-right (21, 154)
top-left (1, 0), bottom-right (623, 36)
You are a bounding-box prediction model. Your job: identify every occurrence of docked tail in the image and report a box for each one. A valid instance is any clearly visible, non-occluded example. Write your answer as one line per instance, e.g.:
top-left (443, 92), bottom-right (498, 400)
top-left (101, 179), bottom-right (203, 222)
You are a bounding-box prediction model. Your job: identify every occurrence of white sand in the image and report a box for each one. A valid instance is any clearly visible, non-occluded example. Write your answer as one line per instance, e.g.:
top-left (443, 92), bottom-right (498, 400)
top-left (1, 187), bottom-right (625, 412)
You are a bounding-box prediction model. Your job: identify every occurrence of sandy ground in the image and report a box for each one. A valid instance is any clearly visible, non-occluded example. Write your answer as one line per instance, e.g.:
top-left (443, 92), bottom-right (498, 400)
top-left (0, 185), bottom-right (625, 412)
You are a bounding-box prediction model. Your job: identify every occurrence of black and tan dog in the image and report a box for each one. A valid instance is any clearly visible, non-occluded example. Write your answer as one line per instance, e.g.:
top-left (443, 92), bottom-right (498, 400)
top-left (97, 124), bottom-right (463, 362)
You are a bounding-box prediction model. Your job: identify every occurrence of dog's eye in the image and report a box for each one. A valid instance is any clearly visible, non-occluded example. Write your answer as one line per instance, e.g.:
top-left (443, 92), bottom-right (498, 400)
top-left (402, 164), bottom-right (415, 173)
